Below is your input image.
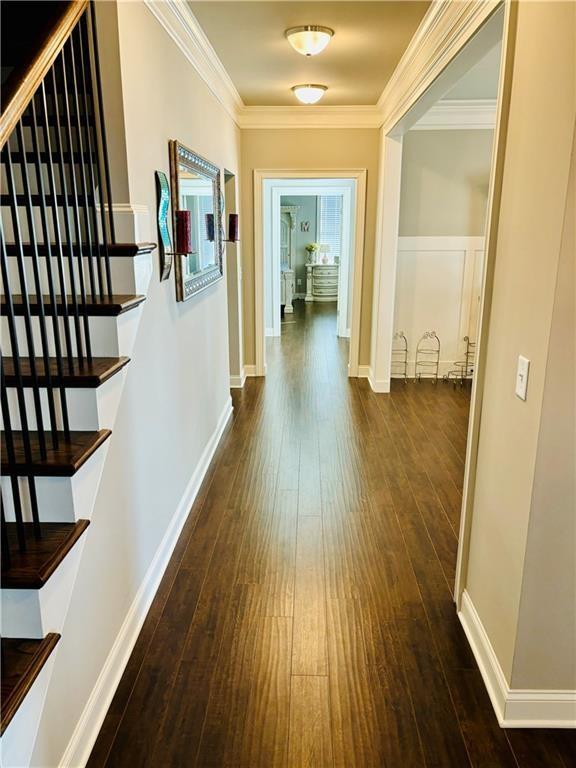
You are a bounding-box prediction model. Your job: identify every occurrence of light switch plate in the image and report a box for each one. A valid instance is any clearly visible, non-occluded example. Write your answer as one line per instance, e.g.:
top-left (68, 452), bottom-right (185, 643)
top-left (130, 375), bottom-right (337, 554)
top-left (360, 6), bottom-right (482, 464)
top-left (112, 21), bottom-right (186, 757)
top-left (515, 355), bottom-right (530, 400)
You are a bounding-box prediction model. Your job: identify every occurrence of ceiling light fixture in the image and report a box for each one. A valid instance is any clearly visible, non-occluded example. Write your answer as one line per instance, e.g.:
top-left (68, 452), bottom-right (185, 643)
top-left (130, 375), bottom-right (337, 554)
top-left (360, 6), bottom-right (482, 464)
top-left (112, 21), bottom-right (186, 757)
top-left (285, 26), bottom-right (334, 57)
top-left (291, 84), bottom-right (328, 105)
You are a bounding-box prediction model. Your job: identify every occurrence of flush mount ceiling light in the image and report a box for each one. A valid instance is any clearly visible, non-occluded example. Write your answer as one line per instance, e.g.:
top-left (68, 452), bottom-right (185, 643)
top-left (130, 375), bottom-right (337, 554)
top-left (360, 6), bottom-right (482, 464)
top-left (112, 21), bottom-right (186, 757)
top-left (291, 84), bottom-right (328, 105)
top-left (285, 26), bottom-right (334, 57)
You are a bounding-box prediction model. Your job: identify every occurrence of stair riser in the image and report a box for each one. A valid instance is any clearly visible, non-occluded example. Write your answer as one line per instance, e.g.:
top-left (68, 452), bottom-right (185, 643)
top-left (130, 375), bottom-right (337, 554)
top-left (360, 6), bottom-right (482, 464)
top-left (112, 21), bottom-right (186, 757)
top-left (1, 306), bottom-right (142, 357)
top-left (1, 538), bottom-right (86, 638)
top-left (2, 442), bottom-right (108, 523)
top-left (0, 650), bottom-right (58, 763)
top-left (2, 373), bottom-right (125, 431)
top-left (4, 251), bottom-right (153, 295)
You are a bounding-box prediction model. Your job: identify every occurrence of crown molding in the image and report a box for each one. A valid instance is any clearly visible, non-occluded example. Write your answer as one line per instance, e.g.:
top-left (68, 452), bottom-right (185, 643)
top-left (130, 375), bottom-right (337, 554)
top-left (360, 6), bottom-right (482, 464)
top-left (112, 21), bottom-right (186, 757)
top-left (144, 0), bottom-right (501, 132)
top-left (143, 0), bottom-right (243, 124)
top-left (412, 99), bottom-right (497, 130)
top-left (237, 105), bottom-right (382, 130)
top-left (378, 0), bottom-right (501, 132)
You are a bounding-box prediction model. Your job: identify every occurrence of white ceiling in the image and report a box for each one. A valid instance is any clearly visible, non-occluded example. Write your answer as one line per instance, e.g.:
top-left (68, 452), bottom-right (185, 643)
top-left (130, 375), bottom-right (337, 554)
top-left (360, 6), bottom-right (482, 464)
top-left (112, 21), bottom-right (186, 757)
top-left (445, 42), bottom-right (502, 101)
top-left (188, 1), bottom-right (430, 106)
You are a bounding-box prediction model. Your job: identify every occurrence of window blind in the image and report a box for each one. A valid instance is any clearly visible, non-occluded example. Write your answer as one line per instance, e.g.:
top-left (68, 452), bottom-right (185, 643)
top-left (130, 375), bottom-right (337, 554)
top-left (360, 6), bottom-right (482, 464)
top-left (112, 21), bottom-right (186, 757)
top-left (318, 195), bottom-right (343, 264)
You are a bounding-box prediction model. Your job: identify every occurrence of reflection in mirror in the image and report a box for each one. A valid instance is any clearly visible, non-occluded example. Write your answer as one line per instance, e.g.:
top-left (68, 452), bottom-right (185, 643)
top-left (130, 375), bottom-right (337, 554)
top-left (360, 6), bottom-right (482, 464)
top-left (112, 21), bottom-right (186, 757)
top-left (169, 141), bottom-right (223, 301)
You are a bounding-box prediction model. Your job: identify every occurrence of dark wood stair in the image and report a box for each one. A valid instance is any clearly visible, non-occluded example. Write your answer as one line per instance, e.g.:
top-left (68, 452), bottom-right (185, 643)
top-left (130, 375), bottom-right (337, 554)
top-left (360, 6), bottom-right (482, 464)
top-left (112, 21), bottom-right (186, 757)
top-left (1, 430), bottom-right (111, 476)
top-left (2, 521), bottom-right (90, 589)
top-left (1, 634), bottom-right (60, 736)
top-left (1, 294), bottom-right (145, 317)
top-left (4, 242), bottom-right (156, 258)
top-left (3, 356), bottom-right (130, 388)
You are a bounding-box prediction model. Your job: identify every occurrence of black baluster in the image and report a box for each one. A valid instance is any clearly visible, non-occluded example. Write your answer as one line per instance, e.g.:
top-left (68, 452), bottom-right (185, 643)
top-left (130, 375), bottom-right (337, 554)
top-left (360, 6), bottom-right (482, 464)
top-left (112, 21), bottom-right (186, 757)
top-left (15, 119), bottom-right (59, 448)
top-left (1, 361), bottom-right (26, 553)
top-left (76, 16), bottom-right (105, 299)
top-left (89, 1), bottom-right (115, 245)
top-left (29, 94), bottom-right (71, 439)
top-left (66, 33), bottom-right (97, 303)
top-left (1, 236), bottom-right (42, 538)
top-left (84, 8), bottom-right (113, 297)
top-left (57, 50), bottom-right (92, 361)
top-left (48, 66), bottom-right (85, 362)
top-left (3, 143), bottom-right (47, 459)
top-left (38, 83), bottom-right (75, 370)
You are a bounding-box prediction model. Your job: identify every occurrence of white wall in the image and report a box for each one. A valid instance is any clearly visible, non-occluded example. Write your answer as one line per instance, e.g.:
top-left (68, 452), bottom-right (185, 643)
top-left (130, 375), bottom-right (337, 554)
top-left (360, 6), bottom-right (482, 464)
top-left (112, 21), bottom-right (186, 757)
top-left (29, 2), bottom-right (240, 765)
top-left (400, 129), bottom-right (494, 237)
top-left (393, 236), bottom-right (484, 377)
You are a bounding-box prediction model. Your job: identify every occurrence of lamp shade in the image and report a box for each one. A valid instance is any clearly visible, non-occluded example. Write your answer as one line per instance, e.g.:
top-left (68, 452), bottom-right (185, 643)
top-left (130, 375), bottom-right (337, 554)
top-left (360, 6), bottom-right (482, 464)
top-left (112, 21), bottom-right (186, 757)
top-left (285, 26), bottom-right (334, 57)
top-left (291, 84), bottom-right (328, 105)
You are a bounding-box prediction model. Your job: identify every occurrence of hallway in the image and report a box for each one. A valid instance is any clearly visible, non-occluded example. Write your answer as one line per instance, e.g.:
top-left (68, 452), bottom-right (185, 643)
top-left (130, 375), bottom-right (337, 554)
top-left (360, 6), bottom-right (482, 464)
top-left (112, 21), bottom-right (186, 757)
top-left (90, 303), bottom-right (574, 768)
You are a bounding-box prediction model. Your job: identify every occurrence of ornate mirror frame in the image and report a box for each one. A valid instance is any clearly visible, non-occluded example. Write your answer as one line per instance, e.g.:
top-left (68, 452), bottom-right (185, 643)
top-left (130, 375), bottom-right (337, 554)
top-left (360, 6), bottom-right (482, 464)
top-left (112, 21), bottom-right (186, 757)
top-left (169, 140), bottom-right (223, 301)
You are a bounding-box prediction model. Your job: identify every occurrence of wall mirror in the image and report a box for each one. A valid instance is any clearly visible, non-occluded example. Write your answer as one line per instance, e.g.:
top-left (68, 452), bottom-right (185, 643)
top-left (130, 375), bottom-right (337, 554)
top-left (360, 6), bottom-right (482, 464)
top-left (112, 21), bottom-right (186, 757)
top-left (169, 140), bottom-right (223, 301)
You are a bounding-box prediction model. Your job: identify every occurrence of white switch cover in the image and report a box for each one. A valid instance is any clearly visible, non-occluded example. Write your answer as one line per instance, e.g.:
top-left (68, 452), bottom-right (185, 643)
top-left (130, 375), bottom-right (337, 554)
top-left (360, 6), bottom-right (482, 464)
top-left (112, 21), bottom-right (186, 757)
top-left (515, 355), bottom-right (530, 400)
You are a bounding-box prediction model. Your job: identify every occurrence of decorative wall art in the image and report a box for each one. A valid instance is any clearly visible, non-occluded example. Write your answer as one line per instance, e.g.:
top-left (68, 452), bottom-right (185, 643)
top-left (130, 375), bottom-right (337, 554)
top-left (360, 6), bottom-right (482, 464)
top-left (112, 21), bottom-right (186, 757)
top-left (169, 140), bottom-right (223, 301)
top-left (154, 170), bottom-right (173, 281)
top-left (301, 221), bottom-right (310, 232)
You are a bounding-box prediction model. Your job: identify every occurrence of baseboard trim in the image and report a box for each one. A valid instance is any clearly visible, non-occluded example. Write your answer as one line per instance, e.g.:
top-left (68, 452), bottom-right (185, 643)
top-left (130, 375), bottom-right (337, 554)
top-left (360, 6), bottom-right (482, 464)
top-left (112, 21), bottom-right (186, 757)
top-left (244, 364), bottom-right (261, 377)
top-left (459, 590), bottom-right (576, 728)
top-left (229, 369), bottom-right (246, 389)
top-left (60, 396), bottom-right (233, 767)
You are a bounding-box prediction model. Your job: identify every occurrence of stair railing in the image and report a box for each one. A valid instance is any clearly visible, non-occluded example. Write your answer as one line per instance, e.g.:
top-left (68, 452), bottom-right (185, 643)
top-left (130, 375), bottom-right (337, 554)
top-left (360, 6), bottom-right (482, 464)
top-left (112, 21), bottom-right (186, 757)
top-left (1, 0), bottom-right (116, 559)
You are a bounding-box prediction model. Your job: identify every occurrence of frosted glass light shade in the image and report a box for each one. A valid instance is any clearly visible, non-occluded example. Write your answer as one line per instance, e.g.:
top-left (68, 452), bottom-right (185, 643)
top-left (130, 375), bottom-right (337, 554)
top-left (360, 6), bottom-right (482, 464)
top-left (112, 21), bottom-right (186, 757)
top-left (285, 26), bottom-right (334, 57)
top-left (291, 84), bottom-right (328, 105)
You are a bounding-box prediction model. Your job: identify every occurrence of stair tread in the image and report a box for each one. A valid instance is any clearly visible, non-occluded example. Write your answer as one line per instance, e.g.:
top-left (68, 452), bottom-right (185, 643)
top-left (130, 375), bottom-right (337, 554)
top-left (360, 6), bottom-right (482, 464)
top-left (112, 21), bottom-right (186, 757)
top-left (5, 242), bottom-right (157, 258)
top-left (1, 294), bottom-right (145, 316)
top-left (2, 521), bottom-right (90, 589)
top-left (3, 356), bottom-right (130, 388)
top-left (1, 634), bottom-right (60, 736)
top-left (1, 429), bottom-right (111, 476)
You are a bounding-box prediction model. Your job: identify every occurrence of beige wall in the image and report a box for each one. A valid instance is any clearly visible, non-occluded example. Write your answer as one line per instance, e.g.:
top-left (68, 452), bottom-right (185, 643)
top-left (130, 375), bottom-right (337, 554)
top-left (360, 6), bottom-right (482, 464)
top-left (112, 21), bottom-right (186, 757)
top-left (240, 129), bottom-right (380, 366)
top-left (31, 3), bottom-right (241, 765)
top-left (465, 0), bottom-right (575, 685)
top-left (400, 129), bottom-right (494, 236)
top-left (511, 126), bottom-right (575, 690)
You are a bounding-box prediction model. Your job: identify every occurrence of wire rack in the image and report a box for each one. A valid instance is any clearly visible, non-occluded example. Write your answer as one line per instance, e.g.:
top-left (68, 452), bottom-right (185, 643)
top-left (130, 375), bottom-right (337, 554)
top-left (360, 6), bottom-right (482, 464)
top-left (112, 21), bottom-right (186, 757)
top-left (415, 331), bottom-right (441, 382)
top-left (391, 331), bottom-right (408, 382)
top-left (444, 336), bottom-right (475, 387)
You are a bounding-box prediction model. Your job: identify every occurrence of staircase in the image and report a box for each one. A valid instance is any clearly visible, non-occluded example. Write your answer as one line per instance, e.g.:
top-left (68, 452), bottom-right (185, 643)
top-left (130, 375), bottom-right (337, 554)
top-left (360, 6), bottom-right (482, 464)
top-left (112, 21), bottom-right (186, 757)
top-left (0, 2), bottom-right (155, 762)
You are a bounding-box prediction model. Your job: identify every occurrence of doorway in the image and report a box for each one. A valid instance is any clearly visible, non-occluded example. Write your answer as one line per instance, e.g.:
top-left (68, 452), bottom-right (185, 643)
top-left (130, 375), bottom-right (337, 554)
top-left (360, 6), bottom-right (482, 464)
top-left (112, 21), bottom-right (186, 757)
top-left (370, 5), bottom-right (507, 604)
top-left (254, 170), bottom-right (367, 377)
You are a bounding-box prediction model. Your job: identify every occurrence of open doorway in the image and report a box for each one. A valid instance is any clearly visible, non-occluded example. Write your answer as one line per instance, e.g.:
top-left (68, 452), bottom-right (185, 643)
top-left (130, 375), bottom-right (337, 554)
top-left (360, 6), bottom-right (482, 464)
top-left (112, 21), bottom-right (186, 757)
top-left (370, 5), bottom-right (506, 604)
top-left (254, 170), bottom-right (367, 376)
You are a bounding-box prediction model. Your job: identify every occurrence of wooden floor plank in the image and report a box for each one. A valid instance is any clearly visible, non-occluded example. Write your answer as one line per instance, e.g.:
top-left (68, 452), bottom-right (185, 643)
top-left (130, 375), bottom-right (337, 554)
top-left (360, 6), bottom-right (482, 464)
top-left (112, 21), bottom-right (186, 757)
top-left (93, 302), bottom-right (573, 768)
top-left (288, 675), bottom-right (333, 768)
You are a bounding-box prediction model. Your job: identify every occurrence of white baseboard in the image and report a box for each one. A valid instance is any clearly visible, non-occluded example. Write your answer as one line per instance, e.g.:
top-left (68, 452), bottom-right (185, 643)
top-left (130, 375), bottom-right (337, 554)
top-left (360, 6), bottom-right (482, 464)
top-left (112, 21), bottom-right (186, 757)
top-left (356, 365), bottom-right (390, 393)
top-left (459, 590), bottom-right (576, 728)
top-left (60, 397), bottom-right (233, 767)
top-left (244, 364), bottom-right (261, 377)
top-left (229, 368), bottom-right (246, 389)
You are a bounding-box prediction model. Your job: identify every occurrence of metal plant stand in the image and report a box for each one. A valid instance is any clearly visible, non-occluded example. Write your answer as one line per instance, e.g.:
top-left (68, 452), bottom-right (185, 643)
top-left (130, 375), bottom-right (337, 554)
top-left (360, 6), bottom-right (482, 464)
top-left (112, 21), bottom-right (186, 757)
top-left (415, 331), bottom-right (441, 382)
top-left (444, 336), bottom-right (475, 387)
top-left (391, 331), bottom-right (408, 382)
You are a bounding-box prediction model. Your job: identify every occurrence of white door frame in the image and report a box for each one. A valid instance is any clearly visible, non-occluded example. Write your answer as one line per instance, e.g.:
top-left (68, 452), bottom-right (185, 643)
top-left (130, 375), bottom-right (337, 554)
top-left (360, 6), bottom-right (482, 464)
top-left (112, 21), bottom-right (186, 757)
top-left (368, 0), bottom-right (511, 606)
top-left (254, 169), bottom-right (367, 377)
top-left (264, 182), bottom-right (354, 339)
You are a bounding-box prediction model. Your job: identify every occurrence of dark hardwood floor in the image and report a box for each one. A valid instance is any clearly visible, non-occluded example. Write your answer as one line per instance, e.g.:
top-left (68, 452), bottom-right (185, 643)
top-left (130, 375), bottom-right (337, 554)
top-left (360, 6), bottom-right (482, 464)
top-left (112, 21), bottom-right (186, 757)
top-left (90, 301), bottom-right (575, 767)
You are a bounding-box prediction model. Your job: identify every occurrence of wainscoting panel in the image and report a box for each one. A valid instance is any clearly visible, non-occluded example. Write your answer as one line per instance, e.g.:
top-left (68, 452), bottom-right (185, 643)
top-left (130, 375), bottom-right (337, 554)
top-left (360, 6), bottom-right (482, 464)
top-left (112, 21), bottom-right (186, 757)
top-left (394, 236), bottom-right (485, 377)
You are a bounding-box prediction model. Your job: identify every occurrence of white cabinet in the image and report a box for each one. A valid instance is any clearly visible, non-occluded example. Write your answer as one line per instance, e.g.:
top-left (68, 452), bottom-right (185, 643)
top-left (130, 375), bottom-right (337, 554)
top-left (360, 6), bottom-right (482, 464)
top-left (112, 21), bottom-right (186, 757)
top-left (305, 263), bottom-right (339, 302)
top-left (281, 267), bottom-right (295, 313)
